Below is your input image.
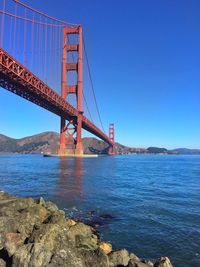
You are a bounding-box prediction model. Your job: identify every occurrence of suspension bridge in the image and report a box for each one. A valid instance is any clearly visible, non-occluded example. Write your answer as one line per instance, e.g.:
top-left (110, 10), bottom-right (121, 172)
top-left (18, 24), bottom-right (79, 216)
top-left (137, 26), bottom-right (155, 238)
top-left (0, 0), bottom-right (115, 155)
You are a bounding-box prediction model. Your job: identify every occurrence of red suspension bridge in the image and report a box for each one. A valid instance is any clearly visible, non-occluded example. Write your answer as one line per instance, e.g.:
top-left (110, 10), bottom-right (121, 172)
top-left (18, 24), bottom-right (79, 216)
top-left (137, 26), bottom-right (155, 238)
top-left (0, 0), bottom-right (115, 155)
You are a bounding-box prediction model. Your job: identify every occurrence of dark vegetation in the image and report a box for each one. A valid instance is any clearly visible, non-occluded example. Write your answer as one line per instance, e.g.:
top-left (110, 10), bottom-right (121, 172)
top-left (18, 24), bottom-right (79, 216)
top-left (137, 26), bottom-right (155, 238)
top-left (146, 147), bottom-right (168, 154)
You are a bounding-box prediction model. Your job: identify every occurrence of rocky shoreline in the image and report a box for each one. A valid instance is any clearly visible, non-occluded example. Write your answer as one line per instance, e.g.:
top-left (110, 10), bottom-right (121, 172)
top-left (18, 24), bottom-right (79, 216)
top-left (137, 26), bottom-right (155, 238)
top-left (0, 191), bottom-right (173, 267)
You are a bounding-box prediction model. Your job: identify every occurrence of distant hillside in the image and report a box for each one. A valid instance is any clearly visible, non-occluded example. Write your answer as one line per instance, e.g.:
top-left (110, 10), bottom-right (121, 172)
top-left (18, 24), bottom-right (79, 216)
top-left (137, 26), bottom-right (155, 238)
top-left (171, 148), bottom-right (200, 155)
top-left (115, 143), bottom-right (146, 154)
top-left (82, 137), bottom-right (108, 154)
top-left (0, 132), bottom-right (110, 154)
top-left (0, 132), bottom-right (59, 154)
top-left (0, 132), bottom-right (199, 155)
top-left (0, 132), bottom-right (145, 154)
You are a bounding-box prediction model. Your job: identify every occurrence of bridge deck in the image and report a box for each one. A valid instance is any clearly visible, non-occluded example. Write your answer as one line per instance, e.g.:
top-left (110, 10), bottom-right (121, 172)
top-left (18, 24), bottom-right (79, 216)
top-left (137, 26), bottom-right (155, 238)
top-left (0, 48), bottom-right (113, 146)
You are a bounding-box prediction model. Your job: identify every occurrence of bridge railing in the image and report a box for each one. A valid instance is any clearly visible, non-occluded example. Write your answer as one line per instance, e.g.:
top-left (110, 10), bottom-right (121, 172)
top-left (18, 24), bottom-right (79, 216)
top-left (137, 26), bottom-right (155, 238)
top-left (0, 47), bottom-right (78, 119)
top-left (0, 47), bottom-right (113, 147)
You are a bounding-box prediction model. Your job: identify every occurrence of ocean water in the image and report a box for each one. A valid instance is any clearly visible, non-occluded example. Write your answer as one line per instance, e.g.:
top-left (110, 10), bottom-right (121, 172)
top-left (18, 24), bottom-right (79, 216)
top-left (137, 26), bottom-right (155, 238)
top-left (0, 154), bottom-right (200, 266)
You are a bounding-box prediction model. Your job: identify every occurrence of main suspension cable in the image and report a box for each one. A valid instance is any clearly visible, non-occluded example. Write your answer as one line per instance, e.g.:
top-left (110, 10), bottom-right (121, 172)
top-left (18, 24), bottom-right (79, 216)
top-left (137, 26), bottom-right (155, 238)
top-left (66, 35), bottom-right (94, 123)
top-left (12, 0), bottom-right (79, 27)
top-left (0, 10), bottom-right (65, 27)
top-left (83, 35), bottom-right (105, 133)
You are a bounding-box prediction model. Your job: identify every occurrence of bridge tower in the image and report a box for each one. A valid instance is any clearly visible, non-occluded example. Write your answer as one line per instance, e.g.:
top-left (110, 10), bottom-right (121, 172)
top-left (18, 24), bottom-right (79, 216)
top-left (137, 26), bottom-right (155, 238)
top-left (59, 26), bottom-right (83, 155)
top-left (108, 123), bottom-right (115, 155)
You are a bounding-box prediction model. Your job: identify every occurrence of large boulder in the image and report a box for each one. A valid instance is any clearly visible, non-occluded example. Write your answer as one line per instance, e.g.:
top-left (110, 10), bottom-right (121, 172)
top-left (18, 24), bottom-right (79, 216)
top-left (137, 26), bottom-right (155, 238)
top-left (0, 258), bottom-right (6, 267)
top-left (80, 248), bottom-right (109, 267)
top-left (154, 257), bottom-right (173, 267)
top-left (108, 248), bottom-right (130, 266)
top-left (128, 259), bottom-right (151, 267)
top-left (99, 242), bottom-right (112, 254)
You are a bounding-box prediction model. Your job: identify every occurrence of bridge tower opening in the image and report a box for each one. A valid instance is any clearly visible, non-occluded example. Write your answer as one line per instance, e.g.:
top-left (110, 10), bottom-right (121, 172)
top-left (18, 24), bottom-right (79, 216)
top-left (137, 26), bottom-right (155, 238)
top-left (108, 123), bottom-right (115, 155)
top-left (59, 26), bottom-right (83, 155)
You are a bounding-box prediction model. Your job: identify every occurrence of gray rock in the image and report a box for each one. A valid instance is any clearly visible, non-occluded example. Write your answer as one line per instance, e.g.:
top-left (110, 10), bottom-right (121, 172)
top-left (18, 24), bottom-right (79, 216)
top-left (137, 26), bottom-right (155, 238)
top-left (45, 201), bottom-right (59, 213)
top-left (35, 197), bottom-right (46, 206)
top-left (108, 248), bottom-right (130, 266)
top-left (49, 248), bottom-right (84, 267)
top-left (67, 222), bottom-right (94, 244)
top-left (81, 248), bottom-right (109, 267)
top-left (128, 259), bottom-right (150, 267)
top-left (13, 244), bottom-right (38, 267)
top-left (145, 260), bottom-right (154, 267)
top-left (154, 257), bottom-right (173, 267)
top-left (76, 234), bottom-right (98, 250)
top-left (4, 232), bottom-right (26, 256)
top-left (0, 258), bottom-right (6, 267)
top-left (130, 253), bottom-right (140, 261)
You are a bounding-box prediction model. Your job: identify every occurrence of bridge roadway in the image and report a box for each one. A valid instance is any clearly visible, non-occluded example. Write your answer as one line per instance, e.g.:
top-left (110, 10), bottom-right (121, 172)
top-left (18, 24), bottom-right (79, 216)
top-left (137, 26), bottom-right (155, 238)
top-left (0, 48), bottom-right (113, 146)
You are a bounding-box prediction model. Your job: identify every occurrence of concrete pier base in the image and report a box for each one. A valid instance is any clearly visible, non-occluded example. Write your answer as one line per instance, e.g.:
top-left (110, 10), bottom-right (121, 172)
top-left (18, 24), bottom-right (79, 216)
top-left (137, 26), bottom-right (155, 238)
top-left (43, 153), bottom-right (98, 158)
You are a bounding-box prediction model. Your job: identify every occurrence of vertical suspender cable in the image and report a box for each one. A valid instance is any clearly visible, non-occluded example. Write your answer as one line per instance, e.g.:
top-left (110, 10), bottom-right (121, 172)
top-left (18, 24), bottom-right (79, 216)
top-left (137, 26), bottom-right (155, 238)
top-left (50, 22), bottom-right (53, 88)
top-left (35, 18), bottom-right (39, 75)
top-left (9, 17), bottom-right (13, 53)
top-left (23, 8), bottom-right (27, 65)
top-left (38, 15), bottom-right (42, 78)
top-left (56, 24), bottom-right (60, 91)
top-left (1, 0), bottom-right (6, 47)
top-left (13, 2), bottom-right (17, 56)
top-left (54, 25), bottom-right (57, 90)
top-left (30, 13), bottom-right (34, 71)
top-left (44, 18), bottom-right (47, 82)
top-left (58, 26), bottom-right (61, 94)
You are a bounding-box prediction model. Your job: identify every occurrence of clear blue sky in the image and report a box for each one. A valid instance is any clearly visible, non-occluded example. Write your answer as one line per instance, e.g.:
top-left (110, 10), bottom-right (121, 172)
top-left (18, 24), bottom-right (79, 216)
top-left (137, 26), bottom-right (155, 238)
top-left (1, 0), bottom-right (200, 149)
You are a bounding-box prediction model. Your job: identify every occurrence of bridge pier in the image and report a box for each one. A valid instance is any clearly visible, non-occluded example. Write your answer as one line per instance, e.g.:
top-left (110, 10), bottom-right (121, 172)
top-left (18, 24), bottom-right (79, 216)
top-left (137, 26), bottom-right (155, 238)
top-left (59, 26), bottom-right (83, 156)
top-left (108, 146), bottom-right (115, 155)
